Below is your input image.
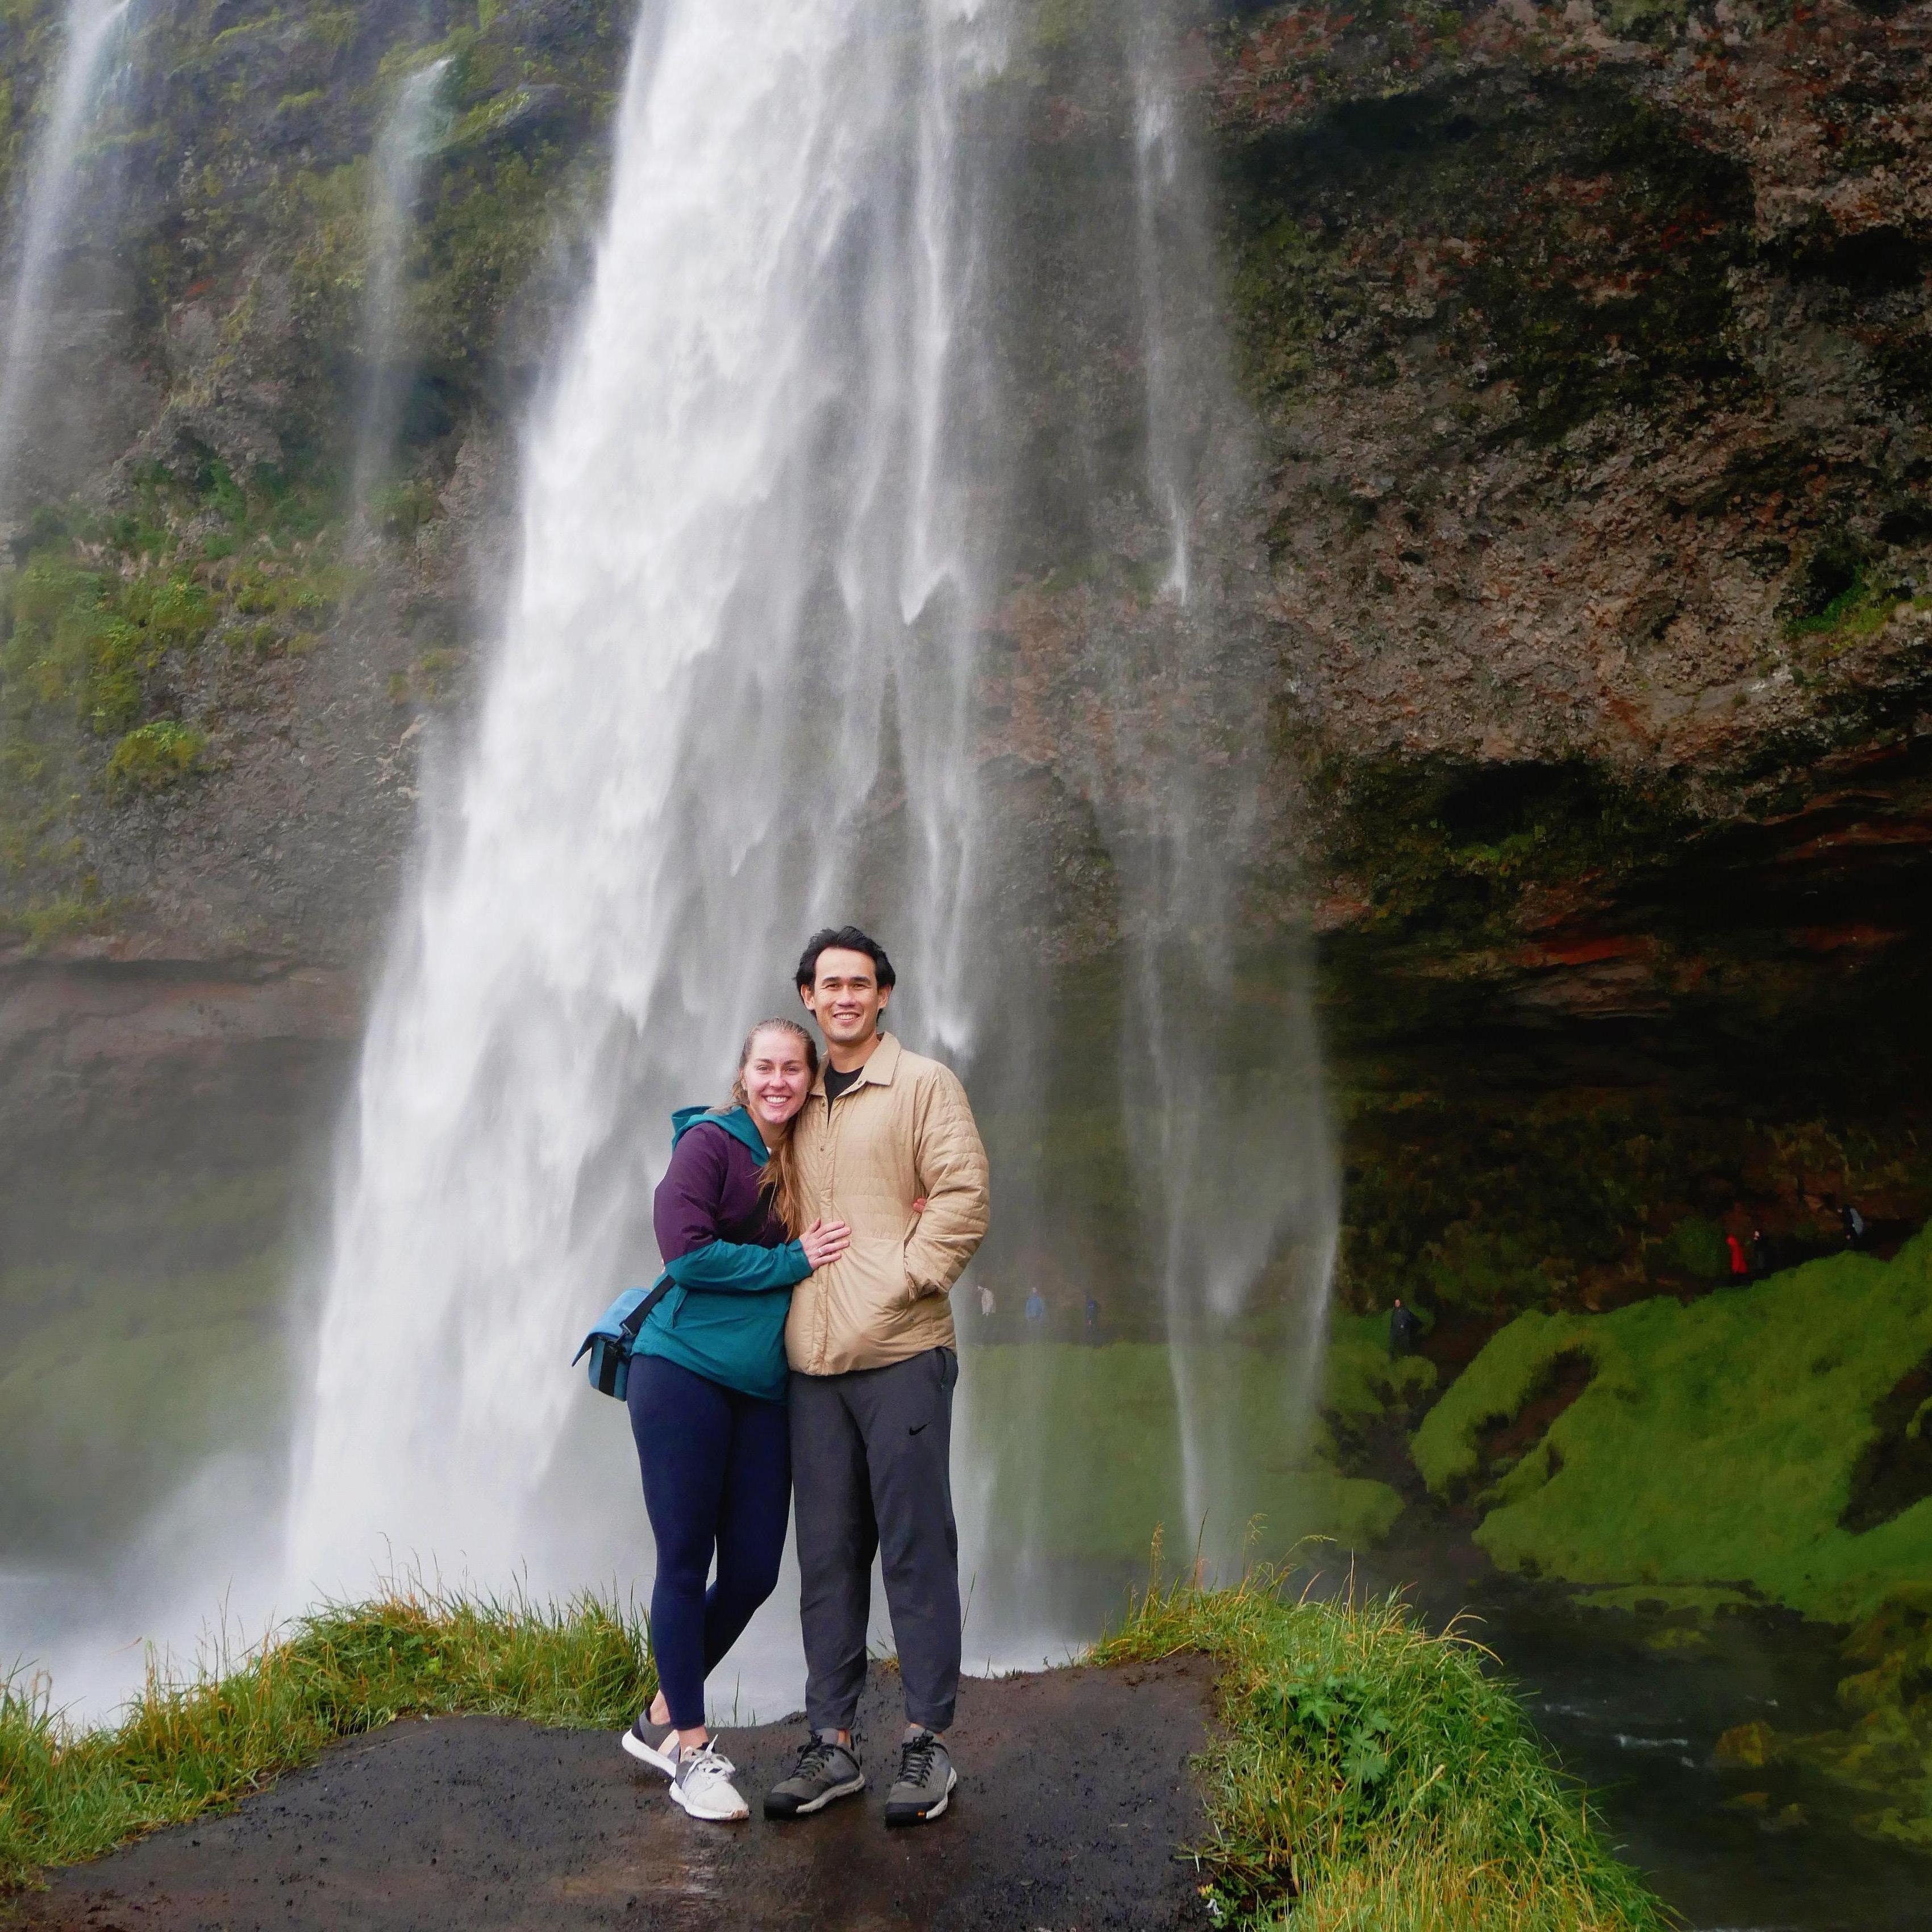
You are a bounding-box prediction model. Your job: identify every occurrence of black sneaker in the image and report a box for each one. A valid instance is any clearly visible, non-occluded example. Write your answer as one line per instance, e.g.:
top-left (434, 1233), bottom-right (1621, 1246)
top-left (764, 1730), bottom-right (866, 1819)
top-left (884, 1729), bottom-right (956, 1825)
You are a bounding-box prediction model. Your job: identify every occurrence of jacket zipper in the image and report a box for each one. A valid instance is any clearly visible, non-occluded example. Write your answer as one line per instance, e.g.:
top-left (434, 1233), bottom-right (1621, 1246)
top-left (817, 1090), bottom-right (835, 1373)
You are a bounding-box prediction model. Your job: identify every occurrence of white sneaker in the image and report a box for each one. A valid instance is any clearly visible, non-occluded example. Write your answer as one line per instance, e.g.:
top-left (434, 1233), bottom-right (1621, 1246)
top-left (621, 1714), bottom-right (680, 1778)
top-left (669, 1741), bottom-right (750, 1822)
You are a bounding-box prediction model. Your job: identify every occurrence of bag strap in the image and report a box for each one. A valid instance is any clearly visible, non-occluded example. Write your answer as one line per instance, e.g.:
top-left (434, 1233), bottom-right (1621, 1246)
top-left (623, 1272), bottom-right (674, 1340)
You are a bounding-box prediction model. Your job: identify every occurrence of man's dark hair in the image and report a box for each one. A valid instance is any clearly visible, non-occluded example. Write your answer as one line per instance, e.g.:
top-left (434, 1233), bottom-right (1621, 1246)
top-left (796, 926), bottom-right (896, 992)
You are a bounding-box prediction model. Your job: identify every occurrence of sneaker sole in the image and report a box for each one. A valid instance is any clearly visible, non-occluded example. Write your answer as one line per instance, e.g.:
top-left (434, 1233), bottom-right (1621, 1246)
top-left (764, 1771), bottom-right (867, 1819)
top-left (621, 1728), bottom-right (678, 1777)
top-left (668, 1780), bottom-right (749, 1823)
top-left (884, 1764), bottom-right (957, 1826)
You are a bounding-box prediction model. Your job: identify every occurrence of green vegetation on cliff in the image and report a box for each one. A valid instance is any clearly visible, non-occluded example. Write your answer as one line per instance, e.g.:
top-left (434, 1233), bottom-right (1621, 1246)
top-left (1410, 1234), bottom-right (1932, 1620)
top-left (1097, 1571), bottom-right (1665, 1932)
top-left (0, 466), bottom-right (347, 928)
top-left (0, 0), bottom-right (634, 934)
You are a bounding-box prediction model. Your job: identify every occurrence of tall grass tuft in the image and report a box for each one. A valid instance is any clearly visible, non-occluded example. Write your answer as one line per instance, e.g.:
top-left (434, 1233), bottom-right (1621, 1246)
top-left (0, 1584), bottom-right (653, 1891)
top-left (1093, 1562), bottom-right (1666, 1932)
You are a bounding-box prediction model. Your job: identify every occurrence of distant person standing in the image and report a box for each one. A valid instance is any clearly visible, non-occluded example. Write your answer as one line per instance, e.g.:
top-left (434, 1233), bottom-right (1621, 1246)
top-left (1388, 1297), bottom-right (1420, 1360)
top-left (1725, 1231), bottom-right (1750, 1282)
top-left (1843, 1203), bottom-right (1867, 1249)
top-left (977, 1282), bottom-right (996, 1328)
top-left (1024, 1289), bottom-right (1046, 1333)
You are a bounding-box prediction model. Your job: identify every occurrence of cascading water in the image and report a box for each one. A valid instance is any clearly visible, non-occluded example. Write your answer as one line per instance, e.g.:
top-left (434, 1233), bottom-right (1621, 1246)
top-left (289, 0), bottom-right (1006, 1633)
top-left (949, 2), bottom-right (1336, 1639)
top-left (1118, 4), bottom-right (1337, 1573)
top-left (0, 0), bottom-right (135, 514)
top-left (292, 0), bottom-right (1336, 1697)
top-left (347, 59), bottom-right (452, 538)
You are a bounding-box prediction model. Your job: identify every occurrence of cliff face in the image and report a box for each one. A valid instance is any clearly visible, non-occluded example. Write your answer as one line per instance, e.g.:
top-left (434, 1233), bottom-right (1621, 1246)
top-left (1189, 0), bottom-right (1932, 1309)
top-left (0, 0), bottom-right (626, 982)
top-left (1217, 0), bottom-right (1932, 1000)
top-left (0, 0), bottom-right (1927, 1303)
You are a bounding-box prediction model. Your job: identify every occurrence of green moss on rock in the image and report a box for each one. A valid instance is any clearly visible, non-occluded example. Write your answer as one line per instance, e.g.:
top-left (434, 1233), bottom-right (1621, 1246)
top-left (1410, 1237), bottom-right (1932, 1619)
top-left (1778, 1588), bottom-right (1932, 1851)
top-left (106, 719), bottom-right (207, 793)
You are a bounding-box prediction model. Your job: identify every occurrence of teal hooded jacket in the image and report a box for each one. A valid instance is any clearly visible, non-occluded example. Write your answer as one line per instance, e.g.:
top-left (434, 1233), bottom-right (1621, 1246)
top-left (631, 1104), bottom-right (810, 1402)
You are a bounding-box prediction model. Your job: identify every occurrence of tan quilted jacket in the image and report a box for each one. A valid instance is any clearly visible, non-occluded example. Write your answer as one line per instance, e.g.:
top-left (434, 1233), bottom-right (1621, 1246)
top-left (784, 1031), bottom-right (990, 1376)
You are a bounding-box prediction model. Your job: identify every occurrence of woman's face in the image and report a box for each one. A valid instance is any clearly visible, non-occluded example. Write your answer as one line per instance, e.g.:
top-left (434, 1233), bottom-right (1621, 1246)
top-left (742, 1027), bottom-right (814, 1132)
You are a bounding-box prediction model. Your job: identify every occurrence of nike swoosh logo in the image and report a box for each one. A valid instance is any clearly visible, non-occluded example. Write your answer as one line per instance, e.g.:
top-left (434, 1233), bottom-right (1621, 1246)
top-left (908, 1421), bottom-right (928, 1435)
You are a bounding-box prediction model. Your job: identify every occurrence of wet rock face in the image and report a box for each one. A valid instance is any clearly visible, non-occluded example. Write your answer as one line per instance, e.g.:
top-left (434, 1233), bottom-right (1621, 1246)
top-left (1176, 0), bottom-right (1932, 1085)
top-left (0, 3), bottom-right (1920, 911)
top-left (1204, 0), bottom-right (1932, 785)
top-left (0, 0), bottom-right (626, 969)
top-left (0, 3), bottom-right (1926, 1151)
top-left (0, 957), bottom-right (355, 1137)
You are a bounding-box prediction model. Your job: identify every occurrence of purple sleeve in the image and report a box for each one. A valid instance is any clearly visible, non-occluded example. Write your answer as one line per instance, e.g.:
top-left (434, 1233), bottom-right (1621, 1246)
top-left (653, 1124), bottom-right (732, 1263)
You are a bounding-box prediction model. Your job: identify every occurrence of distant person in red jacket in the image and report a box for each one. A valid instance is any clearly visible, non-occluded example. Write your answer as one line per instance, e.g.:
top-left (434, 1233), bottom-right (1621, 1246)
top-left (1725, 1232), bottom-right (1749, 1281)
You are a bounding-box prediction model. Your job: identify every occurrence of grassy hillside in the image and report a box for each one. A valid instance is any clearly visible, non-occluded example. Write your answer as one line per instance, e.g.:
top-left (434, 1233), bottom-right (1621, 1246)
top-left (1411, 1235), bottom-right (1932, 1621)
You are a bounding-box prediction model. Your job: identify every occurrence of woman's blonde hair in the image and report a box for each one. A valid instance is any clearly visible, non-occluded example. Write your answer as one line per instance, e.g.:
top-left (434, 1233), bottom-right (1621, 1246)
top-left (729, 1017), bottom-right (819, 1237)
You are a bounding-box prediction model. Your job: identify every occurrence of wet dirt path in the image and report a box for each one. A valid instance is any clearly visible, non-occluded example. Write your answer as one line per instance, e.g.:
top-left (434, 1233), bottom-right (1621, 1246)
top-left (13, 1656), bottom-right (1216, 1931)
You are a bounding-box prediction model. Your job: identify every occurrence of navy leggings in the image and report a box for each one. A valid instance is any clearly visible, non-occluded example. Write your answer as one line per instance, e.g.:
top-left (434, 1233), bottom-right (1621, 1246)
top-left (627, 1352), bottom-right (792, 1730)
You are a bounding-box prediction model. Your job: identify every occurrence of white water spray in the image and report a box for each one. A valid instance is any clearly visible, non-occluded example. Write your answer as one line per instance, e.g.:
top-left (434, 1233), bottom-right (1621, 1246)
top-left (0, 0), bottom-right (135, 511)
top-left (348, 59), bottom-right (451, 535)
top-left (289, 0), bottom-right (1009, 1606)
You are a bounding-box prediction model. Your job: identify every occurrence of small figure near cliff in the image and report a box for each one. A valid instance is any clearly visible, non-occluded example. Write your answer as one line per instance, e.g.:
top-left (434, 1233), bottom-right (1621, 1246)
top-left (1389, 1297), bottom-right (1421, 1360)
top-left (977, 1281), bottom-right (996, 1327)
top-left (1842, 1202), bottom-right (1867, 1250)
top-left (1025, 1288), bottom-right (1047, 1333)
top-left (1726, 1232), bottom-right (1750, 1283)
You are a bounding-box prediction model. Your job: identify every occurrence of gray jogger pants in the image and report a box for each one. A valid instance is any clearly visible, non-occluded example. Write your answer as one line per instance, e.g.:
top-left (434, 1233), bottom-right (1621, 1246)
top-left (790, 1347), bottom-right (960, 1734)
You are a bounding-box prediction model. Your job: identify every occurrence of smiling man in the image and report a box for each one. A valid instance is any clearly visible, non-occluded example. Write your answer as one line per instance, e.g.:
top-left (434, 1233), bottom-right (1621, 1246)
top-left (763, 926), bottom-right (989, 1829)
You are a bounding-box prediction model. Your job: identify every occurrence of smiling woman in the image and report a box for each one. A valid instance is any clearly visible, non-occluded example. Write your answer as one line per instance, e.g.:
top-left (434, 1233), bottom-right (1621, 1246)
top-left (614, 1019), bottom-right (848, 1823)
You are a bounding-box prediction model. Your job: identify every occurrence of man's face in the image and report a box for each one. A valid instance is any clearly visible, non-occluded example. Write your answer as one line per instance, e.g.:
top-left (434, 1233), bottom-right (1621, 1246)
top-left (801, 947), bottom-right (890, 1048)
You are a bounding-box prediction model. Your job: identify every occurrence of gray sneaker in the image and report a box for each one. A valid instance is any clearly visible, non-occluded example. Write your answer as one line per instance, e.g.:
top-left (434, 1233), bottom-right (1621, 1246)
top-left (884, 1728), bottom-right (956, 1825)
top-left (764, 1730), bottom-right (867, 1819)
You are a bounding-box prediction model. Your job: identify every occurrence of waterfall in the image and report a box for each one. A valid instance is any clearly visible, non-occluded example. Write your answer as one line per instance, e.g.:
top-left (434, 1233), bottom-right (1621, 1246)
top-left (0, 0), bottom-right (135, 514)
top-left (1119, 4), bottom-right (1337, 1572)
top-left (348, 59), bottom-right (451, 539)
top-left (289, 0), bottom-right (1007, 1607)
top-left (291, 0), bottom-right (1335, 1678)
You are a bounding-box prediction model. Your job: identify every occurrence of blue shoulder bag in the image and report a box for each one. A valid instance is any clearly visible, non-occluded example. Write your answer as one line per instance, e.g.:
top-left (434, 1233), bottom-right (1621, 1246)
top-left (572, 1272), bottom-right (674, 1402)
